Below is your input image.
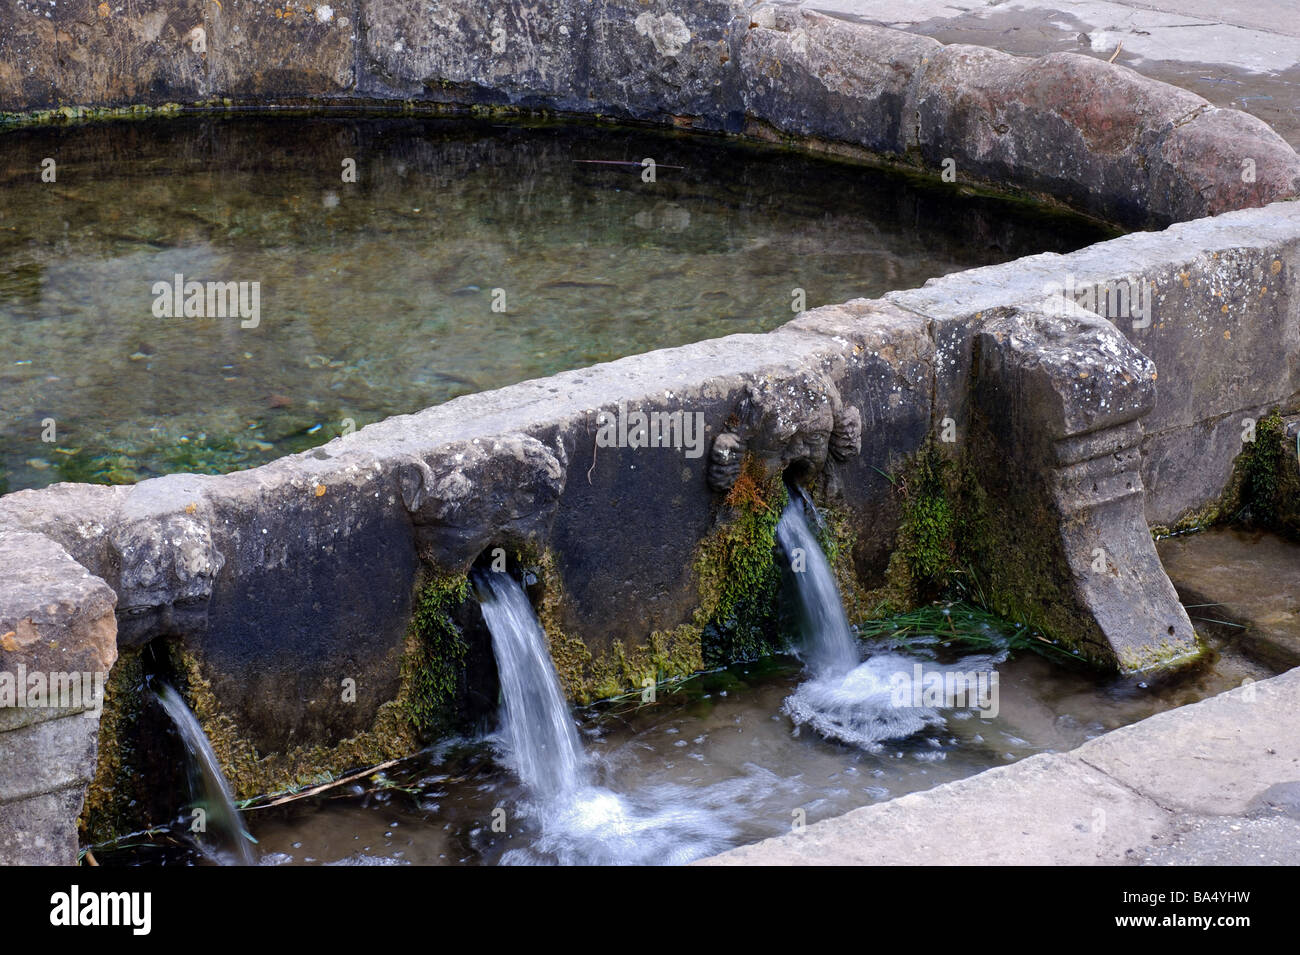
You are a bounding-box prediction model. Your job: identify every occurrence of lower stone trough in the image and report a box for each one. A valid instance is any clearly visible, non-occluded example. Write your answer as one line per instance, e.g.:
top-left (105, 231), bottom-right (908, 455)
top-left (2, 0), bottom-right (1299, 863)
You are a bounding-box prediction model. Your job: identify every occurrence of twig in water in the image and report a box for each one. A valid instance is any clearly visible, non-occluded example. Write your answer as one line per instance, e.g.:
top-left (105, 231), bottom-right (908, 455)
top-left (242, 757), bottom-right (405, 811)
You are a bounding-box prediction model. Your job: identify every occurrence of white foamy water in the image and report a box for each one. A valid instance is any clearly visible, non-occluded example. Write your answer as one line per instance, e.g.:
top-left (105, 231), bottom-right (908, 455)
top-left (502, 767), bottom-right (796, 866)
top-left (782, 653), bottom-right (944, 749)
top-left (783, 650), bottom-right (1007, 749)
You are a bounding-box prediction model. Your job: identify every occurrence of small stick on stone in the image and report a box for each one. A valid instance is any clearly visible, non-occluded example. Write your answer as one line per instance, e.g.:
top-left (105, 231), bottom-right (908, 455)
top-left (1108, 41), bottom-right (1124, 63)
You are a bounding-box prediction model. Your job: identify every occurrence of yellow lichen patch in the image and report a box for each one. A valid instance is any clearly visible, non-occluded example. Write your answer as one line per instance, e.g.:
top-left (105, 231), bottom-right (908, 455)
top-left (97, 2), bottom-right (110, 17)
top-left (314, 483), bottom-right (326, 497)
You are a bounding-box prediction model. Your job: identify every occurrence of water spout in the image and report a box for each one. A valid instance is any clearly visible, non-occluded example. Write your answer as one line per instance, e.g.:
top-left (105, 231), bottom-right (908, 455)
top-left (153, 680), bottom-right (256, 866)
top-left (776, 487), bottom-right (860, 677)
top-left (473, 569), bottom-right (587, 801)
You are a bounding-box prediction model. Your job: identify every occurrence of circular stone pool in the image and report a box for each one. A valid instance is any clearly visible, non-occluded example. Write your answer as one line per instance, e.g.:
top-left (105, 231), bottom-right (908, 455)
top-left (0, 116), bottom-right (1114, 492)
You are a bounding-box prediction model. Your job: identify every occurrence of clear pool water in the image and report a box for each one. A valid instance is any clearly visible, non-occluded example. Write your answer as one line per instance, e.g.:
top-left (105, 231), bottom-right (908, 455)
top-left (0, 115), bottom-right (1115, 491)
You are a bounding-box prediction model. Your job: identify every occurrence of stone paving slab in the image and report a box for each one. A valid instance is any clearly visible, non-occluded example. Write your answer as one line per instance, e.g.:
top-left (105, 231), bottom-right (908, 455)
top-left (1074, 673), bottom-right (1300, 816)
top-left (701, 665), bottom-right (1300, 865)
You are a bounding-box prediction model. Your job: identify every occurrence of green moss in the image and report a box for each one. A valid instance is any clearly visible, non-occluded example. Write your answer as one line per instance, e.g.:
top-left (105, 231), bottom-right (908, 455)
top-left (79, 650), bottom-right (147, 845)
top-left (899, 444), bottom-right (959, 585)
top-left (0, 102), bottom-right (183, 130)
top-left (807, 491), bottom-right (868, 623)
top-left (859, 440), bottom-right (1114, 668)
top-left (862, 443), bottom-right (970, 614)
top-left (1149, 497), bottom-right (1230, 540)
top-left (693, 455), bottom-right (789, 666)
top-left (1231, 408), bottom-right (1300, 536)
top-left (402, 574), bottom-right (471, 739)
top-left (1151, 409), bottom-right (1300, 540)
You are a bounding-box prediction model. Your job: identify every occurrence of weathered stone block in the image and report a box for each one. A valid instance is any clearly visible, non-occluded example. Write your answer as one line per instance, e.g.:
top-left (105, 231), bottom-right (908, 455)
top-left (399, 433), bottom-right (567, 571)
top-left (914, 48), bottom-right (1208, 226)
top-left (360, 0), bottom-right (586, 104)
top-left (52, 0), bottom-right (208, 107)
top-left (580, 0), bottom-right (752, 126)
top-left (0, 530), bottom-right (118, 710)
top-left (1152, 107), bottom-right (1300, 221)
top-left (0, 529), bottom-right (116, 865)
top-left (0, 0), bottom-right (59, 112)
top-left (740, 8), bottom-right (939, 155)
top-left (207, 0), bottom-right (356, 99)
top-left (0, 787), bottom-right (86, 866)
top-left (178, 462), bottom-right (418, 754)
top-left (971, 302), bottom-right (1196, 669)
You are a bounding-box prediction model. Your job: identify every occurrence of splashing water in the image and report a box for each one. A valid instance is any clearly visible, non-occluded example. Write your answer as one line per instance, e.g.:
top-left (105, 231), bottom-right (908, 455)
top-left (782, 653), bottom-right (946, 749)
top-left (474, 569), bottom-right (587, 801)
top-left (153, 680), bottom-right (256, 865)
top-left (776, 490), bottom-right (860, 677)
top-left (475, 569), bottom-right (785, 864)
top-left (776, 488), bottom-right (1003, 749)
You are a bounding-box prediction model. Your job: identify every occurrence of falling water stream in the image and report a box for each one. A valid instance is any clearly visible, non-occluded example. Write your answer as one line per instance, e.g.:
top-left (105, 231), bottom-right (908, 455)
top-left (153, 680), bottom-right (256, 866)
top-left (473, 570), bottom-right (587, 800)
top-left (776, 487), bottom-right (860, 677)
top-left (472, 569), bottom-right (742, 864)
